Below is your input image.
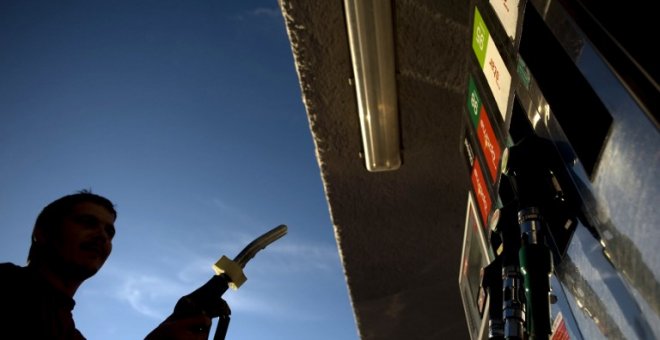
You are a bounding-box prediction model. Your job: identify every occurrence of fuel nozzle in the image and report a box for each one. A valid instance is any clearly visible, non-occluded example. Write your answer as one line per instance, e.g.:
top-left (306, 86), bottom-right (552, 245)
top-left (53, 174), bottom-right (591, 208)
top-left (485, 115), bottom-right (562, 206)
top-left (168, 224), bottom-right (288, 340)
top-left (213, 224), bottom-right (288, 290)
top-left (502, 136), bottom-right (558, 339)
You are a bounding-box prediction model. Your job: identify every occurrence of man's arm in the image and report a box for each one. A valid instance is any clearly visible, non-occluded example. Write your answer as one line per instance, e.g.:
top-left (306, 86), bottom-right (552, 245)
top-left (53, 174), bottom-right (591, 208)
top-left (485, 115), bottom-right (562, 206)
top-left (145, 314), bottom-right (213, 340)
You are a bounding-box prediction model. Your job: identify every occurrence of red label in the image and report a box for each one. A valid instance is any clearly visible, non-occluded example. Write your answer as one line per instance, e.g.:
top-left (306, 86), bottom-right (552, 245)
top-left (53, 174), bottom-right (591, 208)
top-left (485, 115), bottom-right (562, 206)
top-left (471, 159), bottom-right (492, 227)
top-left (476, 107), bottom-right (502, 181)
top-left (551, 313), bottom-right (570, 340)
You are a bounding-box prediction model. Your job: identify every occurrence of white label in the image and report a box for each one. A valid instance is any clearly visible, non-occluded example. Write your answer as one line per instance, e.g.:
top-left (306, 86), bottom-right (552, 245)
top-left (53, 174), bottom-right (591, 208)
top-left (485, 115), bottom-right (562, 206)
top-left (483, 38), bottom-right (511, 119)
top-left (490, 0), bottom-right (520, 40)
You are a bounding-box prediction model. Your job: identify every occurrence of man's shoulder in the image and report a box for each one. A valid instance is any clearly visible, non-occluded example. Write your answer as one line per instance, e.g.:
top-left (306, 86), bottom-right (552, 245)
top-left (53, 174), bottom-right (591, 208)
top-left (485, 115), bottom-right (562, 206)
top-left (0, 262), bottom-right (22, 271)
top-left (0, 262), bottom-right (24, 273)
top-left (0, 262), bottom-right (27, 283)
top-left (0, 263), bottom-right (37, 314)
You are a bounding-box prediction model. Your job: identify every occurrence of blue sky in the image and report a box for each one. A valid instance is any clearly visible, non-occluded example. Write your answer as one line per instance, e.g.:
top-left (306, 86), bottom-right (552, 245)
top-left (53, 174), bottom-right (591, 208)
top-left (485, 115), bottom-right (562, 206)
top-left (0, 1), bottom-right (358, 339)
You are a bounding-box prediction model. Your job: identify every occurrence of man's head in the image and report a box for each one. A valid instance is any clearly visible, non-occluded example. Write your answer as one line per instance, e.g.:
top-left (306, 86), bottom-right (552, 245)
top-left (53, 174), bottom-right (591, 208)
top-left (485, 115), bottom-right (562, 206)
top-left (28, 190), bottom-right (117, 279)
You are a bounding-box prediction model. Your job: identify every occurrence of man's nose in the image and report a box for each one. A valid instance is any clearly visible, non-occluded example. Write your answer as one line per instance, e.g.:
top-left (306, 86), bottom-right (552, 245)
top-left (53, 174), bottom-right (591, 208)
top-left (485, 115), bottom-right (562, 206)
top-left (92, 225), bottom-right (113, 244)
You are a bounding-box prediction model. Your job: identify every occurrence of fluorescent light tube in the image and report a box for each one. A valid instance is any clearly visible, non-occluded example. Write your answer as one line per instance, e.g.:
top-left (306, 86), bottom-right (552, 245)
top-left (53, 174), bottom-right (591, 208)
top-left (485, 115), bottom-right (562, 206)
top-left (344, 0), bottom-right (401, 172)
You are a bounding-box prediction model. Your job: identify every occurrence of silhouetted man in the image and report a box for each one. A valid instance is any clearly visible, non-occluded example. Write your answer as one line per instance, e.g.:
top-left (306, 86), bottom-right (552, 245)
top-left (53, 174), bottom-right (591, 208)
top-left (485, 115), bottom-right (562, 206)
top-left (0, 190), bottom-right (220, 339)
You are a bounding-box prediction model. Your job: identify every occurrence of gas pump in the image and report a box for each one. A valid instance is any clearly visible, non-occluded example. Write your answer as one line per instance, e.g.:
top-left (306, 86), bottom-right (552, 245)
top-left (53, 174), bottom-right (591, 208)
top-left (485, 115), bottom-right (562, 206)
top-left (459, 0), bottom-right (659, 339)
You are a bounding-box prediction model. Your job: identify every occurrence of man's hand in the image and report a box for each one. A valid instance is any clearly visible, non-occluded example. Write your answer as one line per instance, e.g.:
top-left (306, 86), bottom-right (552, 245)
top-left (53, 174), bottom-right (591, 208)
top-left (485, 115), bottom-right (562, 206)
top-left (145, 314), bottom-right (212, 340)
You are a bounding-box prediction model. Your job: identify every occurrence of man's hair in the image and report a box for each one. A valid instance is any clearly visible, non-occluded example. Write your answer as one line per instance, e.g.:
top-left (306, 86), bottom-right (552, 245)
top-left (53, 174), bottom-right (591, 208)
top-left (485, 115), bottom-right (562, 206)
top-left (27, 190), bottom-right (117, 263)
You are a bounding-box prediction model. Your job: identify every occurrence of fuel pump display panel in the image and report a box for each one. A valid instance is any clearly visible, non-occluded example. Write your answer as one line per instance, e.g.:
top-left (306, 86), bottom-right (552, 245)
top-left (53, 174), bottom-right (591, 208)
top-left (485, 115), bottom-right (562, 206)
top-left (459, 192), bottom-right (493, 340)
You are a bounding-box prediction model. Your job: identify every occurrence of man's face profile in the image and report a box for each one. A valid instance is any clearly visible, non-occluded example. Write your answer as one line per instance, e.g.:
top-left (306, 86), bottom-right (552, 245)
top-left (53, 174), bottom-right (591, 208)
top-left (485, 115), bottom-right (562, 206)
top-left (44, 201), bottom-right (116, 278)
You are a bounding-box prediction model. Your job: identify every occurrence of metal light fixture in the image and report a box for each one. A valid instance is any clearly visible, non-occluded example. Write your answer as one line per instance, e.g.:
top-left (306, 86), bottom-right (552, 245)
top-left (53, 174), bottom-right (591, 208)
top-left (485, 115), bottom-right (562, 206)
top-left (344, 0), bottom-right (401, 172)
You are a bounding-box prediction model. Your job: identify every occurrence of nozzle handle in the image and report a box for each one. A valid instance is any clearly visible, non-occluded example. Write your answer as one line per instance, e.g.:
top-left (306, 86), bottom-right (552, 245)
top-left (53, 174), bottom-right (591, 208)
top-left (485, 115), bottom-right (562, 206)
top-left (234, 224), bottom-right (288, 268)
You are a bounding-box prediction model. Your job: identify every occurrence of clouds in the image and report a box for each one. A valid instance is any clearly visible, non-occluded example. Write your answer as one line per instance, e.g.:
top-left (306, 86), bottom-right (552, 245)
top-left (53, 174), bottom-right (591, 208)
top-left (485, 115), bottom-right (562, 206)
top-left (233, 6), bottom-right (283, 22)
top-left (197, 229), bottom-right (343, 276)
top-left (97, 235), bottom-right (341, 321)
top-left (251, 7), bottom-right (281, 18)
top-left (262, 241), bottom-right (342, 273)
top-left (116, 273), bottom-right (184, 319)
top-left (210, 197), bottom-right (264, 230)
top-left (77, 193), bottom-right (344, 326)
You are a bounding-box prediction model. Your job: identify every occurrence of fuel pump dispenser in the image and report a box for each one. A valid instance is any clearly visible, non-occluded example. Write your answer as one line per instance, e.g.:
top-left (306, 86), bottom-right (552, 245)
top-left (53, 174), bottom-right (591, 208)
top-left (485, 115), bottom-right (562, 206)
top-left (500, 134), bottom-right (578, 339)
top-left (479, 133), bottom-right (580, 340)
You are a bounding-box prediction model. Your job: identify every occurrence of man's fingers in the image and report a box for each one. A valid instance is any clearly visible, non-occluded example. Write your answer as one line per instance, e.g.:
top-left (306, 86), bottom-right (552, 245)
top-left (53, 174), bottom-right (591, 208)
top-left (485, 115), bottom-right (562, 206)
top-left (219, 298), bottom-right (231, 316)
top-left (205, 297), bottom-right (231, 318)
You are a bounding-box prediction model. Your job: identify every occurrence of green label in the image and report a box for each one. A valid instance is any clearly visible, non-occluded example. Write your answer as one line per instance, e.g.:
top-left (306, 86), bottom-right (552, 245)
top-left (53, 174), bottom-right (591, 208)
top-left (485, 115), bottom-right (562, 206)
top-left (472, 8), bottom-right (489, 67)
top-left (517, 57), bottom-right (531, 89)
top-left (467, 76), bottom-right (481, 127)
